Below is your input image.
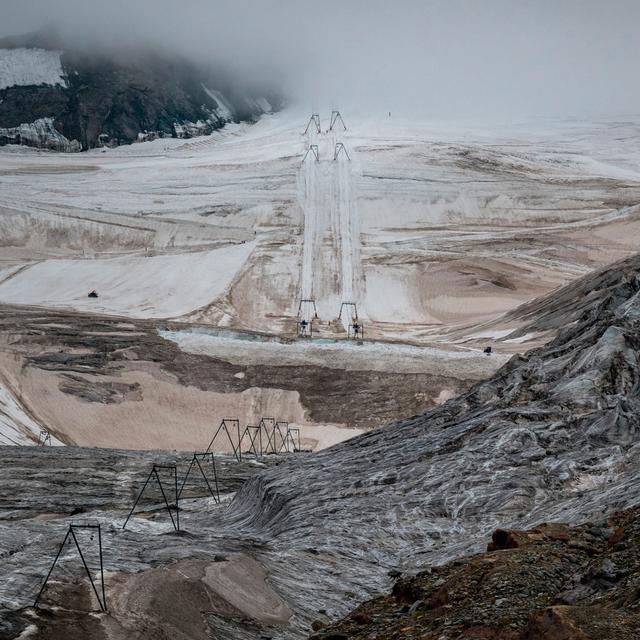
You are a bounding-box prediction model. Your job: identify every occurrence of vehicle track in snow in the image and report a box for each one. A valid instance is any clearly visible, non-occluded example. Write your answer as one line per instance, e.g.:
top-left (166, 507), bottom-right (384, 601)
top-left (297, 119), bottom-right (363, 326)
top-left (333, 134), bottom-right (364, 329)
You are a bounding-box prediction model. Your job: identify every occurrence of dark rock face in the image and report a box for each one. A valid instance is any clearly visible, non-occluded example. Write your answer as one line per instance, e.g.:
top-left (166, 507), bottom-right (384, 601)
top-left (0, 306), bottom-right (466, 444)
top-left (0, 32), bottom-right (282, 151)
top-left (217, 254), bottom-right (640, 636)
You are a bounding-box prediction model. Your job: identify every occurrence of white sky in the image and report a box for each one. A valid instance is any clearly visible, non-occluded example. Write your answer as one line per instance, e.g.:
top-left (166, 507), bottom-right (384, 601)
top-left (2, 0), bottom-right (640, 120)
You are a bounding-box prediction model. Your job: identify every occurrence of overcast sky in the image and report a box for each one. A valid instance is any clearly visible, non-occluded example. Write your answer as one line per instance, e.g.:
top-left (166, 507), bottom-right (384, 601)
top-left (2, 0), bottom-right (640, 120)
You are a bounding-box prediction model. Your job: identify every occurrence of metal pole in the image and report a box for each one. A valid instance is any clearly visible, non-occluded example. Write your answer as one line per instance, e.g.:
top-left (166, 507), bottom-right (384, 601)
top-left (195, 456), bottom-right (216, 500)
top-left (153, 467), bottom-right (178, 531)
top-left (98, 525), bottom-right (106, 610)
top-left (122, 468), bottom-right (154, 529)
top-left (174, 466), bottom-right (179, 532)
top-left (210, 454), bottom-right (220, 503)
top-left (178, 457), bottom-right (196, 499)
top-left (34, 529), bottom-right (71, 607)
top-left (70, 527), bottom-right (105, 612)
top-left (205, 423), bottom-right (224, 454)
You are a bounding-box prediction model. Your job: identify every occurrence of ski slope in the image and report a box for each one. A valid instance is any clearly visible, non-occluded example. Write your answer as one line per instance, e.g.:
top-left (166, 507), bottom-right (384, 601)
top-left (2, 108), bottom-right (640, 449)
top-left (0, 48), bottom-right (67, 90)
top-left (0, 243), bottom-right (255, 319)
top-left (1, 108), bottom-right (640, 340)
top-left (297, 119), bottom-right (364, 328)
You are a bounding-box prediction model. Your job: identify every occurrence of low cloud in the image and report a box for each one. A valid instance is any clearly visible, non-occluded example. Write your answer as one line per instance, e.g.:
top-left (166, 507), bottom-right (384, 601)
top-left (2, 0), bottom-right (640, 120)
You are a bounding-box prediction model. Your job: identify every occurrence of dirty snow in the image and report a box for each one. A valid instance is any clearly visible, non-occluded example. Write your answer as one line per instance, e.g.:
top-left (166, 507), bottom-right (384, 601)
top-left (1, 108), bottom-right (640, 346)
top-left (0, 379), bottom-right (55, 445)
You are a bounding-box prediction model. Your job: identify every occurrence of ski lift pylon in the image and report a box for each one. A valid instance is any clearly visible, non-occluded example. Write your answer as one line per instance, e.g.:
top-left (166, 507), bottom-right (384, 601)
top-left (333, 142), bottom-right (350, 161)
top-left (329, 110), bottom-right (347, 132)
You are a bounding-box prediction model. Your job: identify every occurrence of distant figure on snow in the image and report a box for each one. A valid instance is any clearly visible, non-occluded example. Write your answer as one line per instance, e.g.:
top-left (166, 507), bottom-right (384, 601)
top-left (88, 290), bottom-right (98, 298)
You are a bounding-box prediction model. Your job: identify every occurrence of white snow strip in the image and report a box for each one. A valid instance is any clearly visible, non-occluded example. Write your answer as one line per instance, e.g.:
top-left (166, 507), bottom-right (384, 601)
top-left (0, 243), bottom-right (255, 319)
top-left (299, 150), bottom-right (318, 301)
top-left (468, 329), bottom-right (515, 340)
top-left (0, 48), bottom-right (67, 90)
top-left (504, 332), bottom-right (540, 344)
top-left (201, 85), bottom-right (234, 121)
top-left (0, 380), bottom-right (53, 445)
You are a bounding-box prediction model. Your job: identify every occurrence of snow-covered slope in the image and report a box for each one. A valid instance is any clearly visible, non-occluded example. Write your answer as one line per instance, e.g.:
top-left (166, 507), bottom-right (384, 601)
top-left (1, 109), bottom-right (639, 345)
top-left (0, 48), bottom-right (66, 90)
top-left (0, 243), bottom-right (255, 319)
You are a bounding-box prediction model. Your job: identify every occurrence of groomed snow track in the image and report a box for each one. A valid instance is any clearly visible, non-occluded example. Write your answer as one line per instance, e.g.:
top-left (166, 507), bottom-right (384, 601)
top-left (297, 115), bottom-right (363, 325)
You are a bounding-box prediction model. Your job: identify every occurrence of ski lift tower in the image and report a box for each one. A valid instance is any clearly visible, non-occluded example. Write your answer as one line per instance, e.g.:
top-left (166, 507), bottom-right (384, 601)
top-left (329, 110), bottom-right (347, 131)
top-left (122, 465), bottom-right (180, 531)
top-left (274, 421), bottom-right (290, 453)
top-left (205, 418), bottom-right (242, 462)
top-left (303, 113), bottom-right (321, 135)
top-left (302, 144), bottom-right (319, 163)
top-left (178, 452), bottom-right (220, 503)
top-left (260, 417), bottom-right (277, 454)
top-left (240, 425), bottom-right (263, 458)
top-left (333, 142), bottom-right (350, 161)
top-left (297, 298), bottom-right (318, 338)
top-left (339, 302), bottom-right (358, 324)
top-left (34, 520), bottom-right (107, 612)
top-left (340, 301), bottom-right (363, 340)
top-left (285, 426), bottom-right (302, 452)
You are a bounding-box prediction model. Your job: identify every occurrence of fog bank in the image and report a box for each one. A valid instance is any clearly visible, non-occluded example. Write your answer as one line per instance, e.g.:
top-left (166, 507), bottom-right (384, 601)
top-left (2, 0), bottom-right (640, 120)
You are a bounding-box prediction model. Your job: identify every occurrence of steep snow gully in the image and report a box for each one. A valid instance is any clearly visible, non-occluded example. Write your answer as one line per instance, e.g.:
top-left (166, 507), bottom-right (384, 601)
top-left (3, 254), bottom-right (640, 639)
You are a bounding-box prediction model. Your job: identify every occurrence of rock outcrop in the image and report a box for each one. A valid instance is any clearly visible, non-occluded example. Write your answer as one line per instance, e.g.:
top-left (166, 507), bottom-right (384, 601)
top-left (0, 31), bottom-right (282, 151)
top-left (219, 253), bottom-right (640, 635)
top-left (311, 506), bottom-right (640, 639)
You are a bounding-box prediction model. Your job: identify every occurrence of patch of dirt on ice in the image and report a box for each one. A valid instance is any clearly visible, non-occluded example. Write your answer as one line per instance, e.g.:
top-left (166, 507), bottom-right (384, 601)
top-left (0, 165), bottom-right (99, 176)
top-left (106, 559), bottom-right (244, 639)
top-left (0, 306), bottom-right (479, 450)
top-left (202, 554), bottom-right (292, 624)
top-left (57, 375), bottom-right (143, 404)
top-left (19, 556), bottom-right (291, 640)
